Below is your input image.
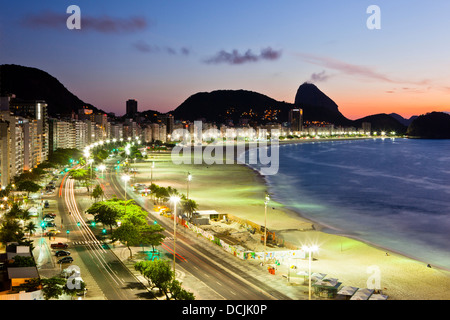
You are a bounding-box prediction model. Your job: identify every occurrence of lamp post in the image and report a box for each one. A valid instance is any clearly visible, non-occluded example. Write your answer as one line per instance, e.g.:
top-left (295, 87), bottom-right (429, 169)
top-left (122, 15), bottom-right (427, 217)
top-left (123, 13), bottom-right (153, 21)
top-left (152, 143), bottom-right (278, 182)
top-left (150, 161), bottom-right (155, 185)
top-left (302, 245), bottom-right (319, 300)
top-left (88, 159), bottom-right (94, 181)
top-left (263, 194), bottom-right (270, 265)
top-left (170, 195), bottom-right (181, 275)
top-left (121, 175), bottom-right (131, 215)
top-left (187, 172), bottom-right (192, 200)
top-left (98, 164), bottom-right (106, 179)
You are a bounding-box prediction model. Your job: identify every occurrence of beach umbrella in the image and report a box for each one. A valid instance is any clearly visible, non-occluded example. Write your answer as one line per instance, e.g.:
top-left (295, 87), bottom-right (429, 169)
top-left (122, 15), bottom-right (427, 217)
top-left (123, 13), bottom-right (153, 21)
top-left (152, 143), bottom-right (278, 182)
top-left (350, 288), bottom-right (374, 300)
top-left (337, 286), bottom-right (359, 296)
top-left (369, 293), bottom-right (388, 300)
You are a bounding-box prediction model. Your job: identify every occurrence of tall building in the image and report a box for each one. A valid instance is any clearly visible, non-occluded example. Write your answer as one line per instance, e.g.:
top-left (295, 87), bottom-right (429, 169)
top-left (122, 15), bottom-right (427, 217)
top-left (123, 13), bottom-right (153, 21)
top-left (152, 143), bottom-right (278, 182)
top-left (289, 108), bottom-right (303, 133)
top-left (126, 99), bottom-right (138, 118)
top-left (9, 100), bottom-right (49, 165)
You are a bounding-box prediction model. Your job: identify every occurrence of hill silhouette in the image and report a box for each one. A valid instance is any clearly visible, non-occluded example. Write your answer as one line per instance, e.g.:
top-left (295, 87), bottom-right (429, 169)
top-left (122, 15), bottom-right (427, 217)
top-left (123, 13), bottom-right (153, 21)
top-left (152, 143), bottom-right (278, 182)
top-left (0, 64), bottom-right (104, 117)
top-left (407, 112), bottom-right (450, 139)
top-left (0, 65), bottom-right (409, 133)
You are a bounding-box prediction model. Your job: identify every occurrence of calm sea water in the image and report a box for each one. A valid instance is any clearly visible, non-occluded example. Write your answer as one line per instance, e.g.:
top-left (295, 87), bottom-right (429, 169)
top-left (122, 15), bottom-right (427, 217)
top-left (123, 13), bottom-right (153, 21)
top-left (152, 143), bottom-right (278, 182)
top-left (248, 138), bottom-right (450, 270)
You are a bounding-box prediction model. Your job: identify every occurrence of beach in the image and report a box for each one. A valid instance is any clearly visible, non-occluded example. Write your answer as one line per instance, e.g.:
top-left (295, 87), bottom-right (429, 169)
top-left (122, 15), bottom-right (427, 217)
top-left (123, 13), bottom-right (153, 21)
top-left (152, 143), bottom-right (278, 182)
top-left (130, 145), bottom-right (450, 300)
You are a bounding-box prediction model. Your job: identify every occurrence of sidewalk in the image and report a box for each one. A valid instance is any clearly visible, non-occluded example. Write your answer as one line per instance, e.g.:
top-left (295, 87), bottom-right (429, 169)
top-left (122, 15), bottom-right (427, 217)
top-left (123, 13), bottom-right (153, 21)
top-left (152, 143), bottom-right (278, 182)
top-left (109, 219), bottom-right (313, 301)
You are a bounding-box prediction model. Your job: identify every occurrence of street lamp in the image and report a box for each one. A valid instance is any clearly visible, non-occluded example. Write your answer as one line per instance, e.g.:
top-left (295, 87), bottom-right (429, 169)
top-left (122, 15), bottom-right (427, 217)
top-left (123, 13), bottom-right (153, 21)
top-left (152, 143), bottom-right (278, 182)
top-left (263, 194), bottom-right (270, 265)
top-left (121, 175), bottom-right (131, 215)
top-left (170, 195), bottom-right (181, 275)
top-left (186, 172), bottom-right (192, 200)
top-left (150, 162), bottom-right (155, 185)
top-left (302, 245), bottom-right (319, 300)
top-left (98, 164), bottom-right (106, 179)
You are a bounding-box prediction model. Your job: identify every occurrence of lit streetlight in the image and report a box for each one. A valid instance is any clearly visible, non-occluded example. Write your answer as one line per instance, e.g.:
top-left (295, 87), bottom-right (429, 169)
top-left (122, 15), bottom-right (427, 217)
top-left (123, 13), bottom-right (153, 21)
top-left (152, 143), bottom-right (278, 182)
top-left (98, 164), bottom-right (106, 179)
top-left (170, 195), bottom-right (181, 275)
top-left (186, 172), bottom-right (192, 200)
top-left (121, 175), bottom-right (131, 215)
top-left (302, 245), bottom-right (319, 300)
top-left (263, 194), bottom-right (270, 265)
top-left (151, 161), bottom-right (155, 185)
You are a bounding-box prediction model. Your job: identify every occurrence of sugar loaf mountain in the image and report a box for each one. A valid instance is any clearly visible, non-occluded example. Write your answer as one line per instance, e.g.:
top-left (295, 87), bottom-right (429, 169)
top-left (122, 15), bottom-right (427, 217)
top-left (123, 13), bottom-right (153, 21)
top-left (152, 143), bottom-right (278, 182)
top-left (1, 64), bottom-right (449, 138)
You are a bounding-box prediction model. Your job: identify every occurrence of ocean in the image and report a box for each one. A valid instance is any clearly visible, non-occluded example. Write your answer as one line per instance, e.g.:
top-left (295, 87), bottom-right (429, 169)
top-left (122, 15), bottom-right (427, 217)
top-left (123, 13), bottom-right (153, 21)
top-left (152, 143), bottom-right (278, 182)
top-left (246, 138), bottom-right (450, 270)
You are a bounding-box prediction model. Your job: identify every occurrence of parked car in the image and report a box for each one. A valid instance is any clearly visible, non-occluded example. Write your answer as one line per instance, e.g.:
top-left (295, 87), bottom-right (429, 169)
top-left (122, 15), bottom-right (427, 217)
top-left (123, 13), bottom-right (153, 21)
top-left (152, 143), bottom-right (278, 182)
top-left (45, 222), bottom-right (56, 228)
top-left (44, 201), bottom-right (50, 208)
top-left (44, 217), bottom-right (55, 222)
top-left (55, 250), bottom-right (70, 257)
top-left (57, 256), bottom-right (73, 264)
top-left (51, 242), bottom-right (68, 249)
top-left (45, 213), bottom-right (57, 217)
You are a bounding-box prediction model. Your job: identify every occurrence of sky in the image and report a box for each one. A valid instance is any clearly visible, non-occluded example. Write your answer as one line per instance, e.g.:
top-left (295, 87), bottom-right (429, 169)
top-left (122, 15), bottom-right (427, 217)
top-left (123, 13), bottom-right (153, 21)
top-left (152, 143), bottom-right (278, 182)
top-left (1, 0), bottom-right (450, 119)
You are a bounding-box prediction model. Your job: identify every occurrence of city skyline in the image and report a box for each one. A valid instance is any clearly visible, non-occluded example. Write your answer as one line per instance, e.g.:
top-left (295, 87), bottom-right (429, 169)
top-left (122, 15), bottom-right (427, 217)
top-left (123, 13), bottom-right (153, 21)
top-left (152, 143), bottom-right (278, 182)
top-left (1, 1), bottom-right (450, 119)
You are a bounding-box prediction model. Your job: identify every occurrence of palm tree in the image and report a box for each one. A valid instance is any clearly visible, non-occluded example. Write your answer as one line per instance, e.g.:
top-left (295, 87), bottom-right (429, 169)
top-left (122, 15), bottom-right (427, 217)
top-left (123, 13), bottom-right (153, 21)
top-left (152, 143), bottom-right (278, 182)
top-left (24, 221), bottom-right (37, 239)
top-left (181, 199), bottom-right (198, 220)
top-left (19, 208), bottom-right (32, 222)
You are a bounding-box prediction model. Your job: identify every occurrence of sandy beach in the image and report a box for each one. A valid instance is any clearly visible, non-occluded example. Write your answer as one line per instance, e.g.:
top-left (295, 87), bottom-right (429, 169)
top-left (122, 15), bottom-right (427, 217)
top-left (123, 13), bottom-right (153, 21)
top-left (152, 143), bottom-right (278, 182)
top-left (129, 144), bottom-right (450, 300)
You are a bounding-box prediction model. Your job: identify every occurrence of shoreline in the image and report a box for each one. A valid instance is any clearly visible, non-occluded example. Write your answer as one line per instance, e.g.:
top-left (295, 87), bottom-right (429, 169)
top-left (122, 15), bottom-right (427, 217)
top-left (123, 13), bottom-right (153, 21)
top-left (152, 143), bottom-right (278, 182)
top-left (240, 137), bottom-right (450, 272)
top-left (137, 139), bottom-right (450, 300)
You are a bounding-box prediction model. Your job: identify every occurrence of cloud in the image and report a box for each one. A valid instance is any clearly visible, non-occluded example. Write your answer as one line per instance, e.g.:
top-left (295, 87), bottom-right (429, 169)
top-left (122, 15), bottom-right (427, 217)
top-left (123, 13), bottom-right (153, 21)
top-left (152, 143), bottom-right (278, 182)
top-left (296, 52), bottom-right (430, 86)
top-left (204, 47), bottom-right (282, 65)
top-left (22, 11), bottom-right (149, 33)
top-left (132, 40), bottom-right (190, 56)
top-left (308, 70), bottom-right (331, 83)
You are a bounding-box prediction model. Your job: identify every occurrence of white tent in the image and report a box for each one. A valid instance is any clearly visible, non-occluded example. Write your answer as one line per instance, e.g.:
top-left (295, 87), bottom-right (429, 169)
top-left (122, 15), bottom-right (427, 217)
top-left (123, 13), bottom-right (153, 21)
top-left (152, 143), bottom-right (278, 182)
top-left (28, 207), bottom-right (39, 217)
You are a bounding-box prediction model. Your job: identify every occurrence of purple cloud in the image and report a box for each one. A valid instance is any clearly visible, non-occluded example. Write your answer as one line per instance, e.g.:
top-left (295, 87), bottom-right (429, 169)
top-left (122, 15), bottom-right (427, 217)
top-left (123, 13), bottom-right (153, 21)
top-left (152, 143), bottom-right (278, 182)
top-left (204, 47), bottom-right (282, 65)
top-left (296, 52), bottom-right (430, 86)
top-left (23, 11), bottom-right (149, 34)
top-left (132, 41), bottom-right (191, 56)
top-left (308, 70), bottom-right (331, 83)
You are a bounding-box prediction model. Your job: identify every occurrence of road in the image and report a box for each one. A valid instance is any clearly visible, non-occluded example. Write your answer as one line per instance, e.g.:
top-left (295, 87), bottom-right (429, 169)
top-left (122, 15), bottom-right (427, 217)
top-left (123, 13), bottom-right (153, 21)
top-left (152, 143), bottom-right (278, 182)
top-left (59, 172), bottom-right (153, 300)
top-left (103, 162), bottom-right (292, 300)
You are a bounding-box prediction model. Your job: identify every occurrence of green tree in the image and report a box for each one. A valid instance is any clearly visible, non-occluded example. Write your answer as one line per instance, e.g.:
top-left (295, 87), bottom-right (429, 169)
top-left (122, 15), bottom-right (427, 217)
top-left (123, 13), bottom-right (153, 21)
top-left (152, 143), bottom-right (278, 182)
top-left (91, 184), bottom-right (104, 202)
top-left (134, 260), bottom-right (195, 300)
top-left (112, 221), bottom-right (141, 259)
top-left (70, 168), bottom-right (94, 192)
top-left (10, 255), bottom-right (36, 267)
top-left (17, 278), bottom-right (41, 292)
top-left (0, 219), bottom-right (25, 244)
top-left (41, 277), bottom-right (66, 300)
top-left (139, 223), bottom-right (165, 252)
top-left (181, 199), bottom-right (198, 219)
top-left (88, 201), bottom-right (121, 233)
top-left (16, 180), bottom-right (41, 197)
top-left (24, 221), bottom-right (37, 239)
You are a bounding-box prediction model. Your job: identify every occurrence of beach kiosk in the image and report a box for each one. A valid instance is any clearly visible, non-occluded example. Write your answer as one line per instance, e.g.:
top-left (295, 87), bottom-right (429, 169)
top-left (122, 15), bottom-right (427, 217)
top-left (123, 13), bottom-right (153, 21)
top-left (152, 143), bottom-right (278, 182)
top-left (312, 278), bottom-right (342, 299)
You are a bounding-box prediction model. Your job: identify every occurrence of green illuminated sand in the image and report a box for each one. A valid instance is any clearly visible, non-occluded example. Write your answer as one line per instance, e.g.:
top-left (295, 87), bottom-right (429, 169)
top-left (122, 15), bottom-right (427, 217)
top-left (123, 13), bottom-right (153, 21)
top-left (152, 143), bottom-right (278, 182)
top-left (127, 149), bottom-right (450, 300)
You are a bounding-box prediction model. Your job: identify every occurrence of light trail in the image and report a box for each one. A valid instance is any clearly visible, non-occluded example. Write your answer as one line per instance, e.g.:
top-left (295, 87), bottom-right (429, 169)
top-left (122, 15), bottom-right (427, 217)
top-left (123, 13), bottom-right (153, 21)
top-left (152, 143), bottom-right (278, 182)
top-left (63, 175), bottom-right (124, 287)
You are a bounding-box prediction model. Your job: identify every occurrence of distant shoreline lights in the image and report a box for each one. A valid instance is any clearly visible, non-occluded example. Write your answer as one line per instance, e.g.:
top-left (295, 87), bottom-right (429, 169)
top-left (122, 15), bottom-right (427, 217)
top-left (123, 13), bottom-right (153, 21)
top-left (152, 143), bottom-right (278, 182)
top-left (171, 121), bottom-right (280, 175)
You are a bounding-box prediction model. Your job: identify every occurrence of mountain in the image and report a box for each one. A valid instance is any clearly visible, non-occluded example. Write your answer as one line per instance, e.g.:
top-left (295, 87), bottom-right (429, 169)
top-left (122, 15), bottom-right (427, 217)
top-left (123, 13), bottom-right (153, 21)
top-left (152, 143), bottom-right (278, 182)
top-left (0, 64), bottom-right (103, 117)
top-left (389, 113), bottom-right (418, 126)
top-left (407, 112), bottom-right (450, 139)
top-left (171, 90), bottom-right (293, 123)
top-left (294, 82), bottom-right (352, 126)
top-left (354, 113), bottom-right (407, 134)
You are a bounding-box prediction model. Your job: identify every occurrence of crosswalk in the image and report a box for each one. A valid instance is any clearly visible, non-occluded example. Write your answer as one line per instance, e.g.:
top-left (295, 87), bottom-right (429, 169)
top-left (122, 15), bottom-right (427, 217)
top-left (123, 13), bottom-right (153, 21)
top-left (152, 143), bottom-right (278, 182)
top-left (72, 240), bottom-right (103, 246)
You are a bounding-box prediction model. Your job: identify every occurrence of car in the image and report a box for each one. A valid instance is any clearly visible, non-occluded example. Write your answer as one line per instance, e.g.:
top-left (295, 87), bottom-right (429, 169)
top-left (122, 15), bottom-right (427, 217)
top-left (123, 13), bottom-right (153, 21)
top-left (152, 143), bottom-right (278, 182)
top-left (44, 217), bottom-right (55, 222)
top-left (57, 256), bottom-right (73, 264)
top-left (46, 231), bottom-right (60, 237)
top-left (45, 222), bottom-right (56, 228)
top-left (55, 250), bottom-right (70, 257)
top-left (45, 213), bottom-right (57, 217)
top-left (44, 201), bottom-right (50, 208)
top-left (51, 242), bottom-right (68, 249)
